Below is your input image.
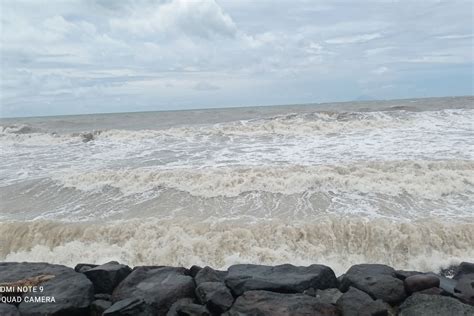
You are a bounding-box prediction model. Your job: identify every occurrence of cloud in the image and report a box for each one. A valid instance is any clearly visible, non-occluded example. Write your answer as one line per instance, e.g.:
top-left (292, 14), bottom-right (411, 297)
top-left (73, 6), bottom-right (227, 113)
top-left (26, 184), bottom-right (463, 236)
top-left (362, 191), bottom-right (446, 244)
top-left (193, 81), bottom-right (220, 91)
top-left (435, 34), bottom-right (473, 40)
top-left (325, 33), bottom-right (383, 44)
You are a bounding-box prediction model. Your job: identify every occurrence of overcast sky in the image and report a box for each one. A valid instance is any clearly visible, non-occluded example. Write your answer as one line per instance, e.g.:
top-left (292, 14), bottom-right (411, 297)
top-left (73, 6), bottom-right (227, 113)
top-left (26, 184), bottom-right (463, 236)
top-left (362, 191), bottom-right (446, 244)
top-left (1, 0), bottom-right (473, 117)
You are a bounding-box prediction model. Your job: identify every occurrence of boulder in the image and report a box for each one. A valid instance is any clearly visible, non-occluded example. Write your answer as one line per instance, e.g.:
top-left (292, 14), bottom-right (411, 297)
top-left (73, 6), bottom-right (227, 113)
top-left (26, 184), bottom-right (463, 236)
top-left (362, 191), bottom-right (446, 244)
top-left (223, 290), bottom-right (339, 316)
top-left (194, 266), bottom-right (227, 286)
top-left (404, 274), bottom-right (440, 294)
top-left (103, 298), bottom-right (154, 316)
top-left (453, 262), bottom-right (474, 280)
top-left (336, 286), bottom-right (385, 316)
top-left (340, 264), bottom-right (406, 305)
top-left (84, 261), bottom-right (132, 294)
top-left (74, 263), bottom-right (98, 273)
top-left (0, 304), bottom-right (20, 316)
top-left (454, 276), bottom-right (474, 305)
top-left (166, 298), bottom-right (194, 316)
top-left (426, 273), bottom-right (457, 296)
top-left (195, 281), bottom-right (234, 314)
top-left (173, 303), bottom-right (210, 316)
top-left (394, 270), bottom-right (422, 280)
top-left (91, 299), bottom-right (113, 316)
top-left (399, 293), bottom-right (474, 316)
top-left (225, 264), bottom-right (337, 296)
top-left (314, 288), bottom-right (343, 305)
top-left (189, 265), bottom-right (202, 278)
top-left (112, 266), bottom-right (195, 315)
top-left (0, 262), bottom-right (93, 316)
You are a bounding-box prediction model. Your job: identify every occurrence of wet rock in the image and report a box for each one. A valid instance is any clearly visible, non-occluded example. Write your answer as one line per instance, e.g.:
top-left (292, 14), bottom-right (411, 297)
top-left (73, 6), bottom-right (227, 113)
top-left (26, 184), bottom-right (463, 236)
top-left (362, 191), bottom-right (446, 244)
top-left (427, 273), bottom-right (457, 296)
top-left (336, 287), bottom-right (375, 316)
top-left (195, 266), bottom-right (227, 286)
top-left (84, 261), bottom-right (132, 294)
top-left (166, 298), bottom-right (195, 316)
top-left (394, 270), bottom-right (421, 280)
top-left (112, 266), bottom-right (195, 315)
top-left (103, 298), bottom-right (153, 316)
top-left (223, 290), bottom-right (339, 316)
top-left (225, 263), bottom-right (337, 296)
top-left (0, 262), bottom-right (93, 316)
top-left (454, 276), bottom-right (474, 305)
top-left (399, 293), bottom-right (474, 316)
top-left (340, 264), bottom-right (406, 305)
top-left (439, 264), bottom-right (460, 278)
top-left (95, 293), bottom-right (113, 300)
top-left (174, 303), bottom-right (210, 316)
top-left (454, 262), bottom-right (474, 281)
top-left (74, 263), bottom-right (98, 273)
top-left (81, 132), bottom-right (95, 142)
top-left (195, 282), bottom-right (234, 314)
top-left (315, 288), bottom-right (343, 305)
top-left (0, 304), bottom-right (20, 316)
top-left (404, 274), bottom-right (440, 294)
top-left (418, 287), bottom-right (444, 295)
top-left (91, 299), bottom-right (113, 316)
top-left (189, 265), bottom-right (202, 278)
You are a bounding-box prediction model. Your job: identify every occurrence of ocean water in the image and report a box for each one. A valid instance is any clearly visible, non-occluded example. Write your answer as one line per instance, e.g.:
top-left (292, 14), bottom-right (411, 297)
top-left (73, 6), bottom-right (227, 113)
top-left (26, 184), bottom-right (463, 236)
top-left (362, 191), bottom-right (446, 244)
top-left (0, 96), bottom-right (473, 274)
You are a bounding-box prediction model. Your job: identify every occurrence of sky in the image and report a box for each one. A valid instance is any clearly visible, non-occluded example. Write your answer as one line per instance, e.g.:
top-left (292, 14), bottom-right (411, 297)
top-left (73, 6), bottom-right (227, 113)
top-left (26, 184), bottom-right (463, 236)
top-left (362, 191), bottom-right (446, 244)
top-left (0, 0), bottom-right (473, 117)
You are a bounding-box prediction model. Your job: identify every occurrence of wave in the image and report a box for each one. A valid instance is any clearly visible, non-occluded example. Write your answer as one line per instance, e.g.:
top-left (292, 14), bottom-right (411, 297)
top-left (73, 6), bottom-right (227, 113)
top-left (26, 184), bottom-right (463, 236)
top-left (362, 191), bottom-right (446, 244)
top-left (0, 217), bottom-right (472, 275)
top-left (1, 108), bottom-right (472, 143)
top-left (53, 160), bottom-right (474, 199)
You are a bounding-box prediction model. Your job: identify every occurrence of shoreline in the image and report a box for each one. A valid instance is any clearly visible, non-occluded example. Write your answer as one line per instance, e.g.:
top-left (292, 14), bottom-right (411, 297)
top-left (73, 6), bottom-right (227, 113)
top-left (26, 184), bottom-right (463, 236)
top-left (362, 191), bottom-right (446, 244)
top-left (0, 261), bottom-right (472, 315)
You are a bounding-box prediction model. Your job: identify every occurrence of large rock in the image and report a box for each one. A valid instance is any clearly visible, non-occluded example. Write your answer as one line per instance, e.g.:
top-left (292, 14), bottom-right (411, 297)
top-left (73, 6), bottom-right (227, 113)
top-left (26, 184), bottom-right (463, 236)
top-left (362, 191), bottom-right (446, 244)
top-left (103, 298), bottom-right (154, 316)
top-left (336, 286), bottom-right (390, 316)
top-left (399, 293), bottom-right (474, 316)
top-left (453, 262), bottom-right (474, 280)
top-left (455, 276), bottom-right (474, 305)
top-left (0, 262), bottom-right (93, 316)
top-left (91, 299), bottom-right (112, 316)
top-left (404, 274), bottom-right (440, 294)
top-left (0, 304), bottom-right (20, 316)
top-left (340, 264), bottom-right (406, 305)
top-left (84, 261), bottom-right (132, 294)
top-left (225, 264), bottom-right (337, 296)
top-left (112, 266), bottom-right (195, 315)
top-left (314, 288), bottom-right (343, 305)
top-left (74, 263), bottom-right (98, 273)
top-left (195, 282), bottom-right (234, 314)
top-left (223, 290), bottom-right (339, 316)
top-left (194, 266), bottom-right (227, 286)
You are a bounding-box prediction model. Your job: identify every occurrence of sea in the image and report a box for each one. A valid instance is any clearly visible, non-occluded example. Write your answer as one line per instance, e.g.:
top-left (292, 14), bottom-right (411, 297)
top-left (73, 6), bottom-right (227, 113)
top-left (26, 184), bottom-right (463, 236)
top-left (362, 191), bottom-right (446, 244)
top-left (0, 96), bottom-right (473, 274)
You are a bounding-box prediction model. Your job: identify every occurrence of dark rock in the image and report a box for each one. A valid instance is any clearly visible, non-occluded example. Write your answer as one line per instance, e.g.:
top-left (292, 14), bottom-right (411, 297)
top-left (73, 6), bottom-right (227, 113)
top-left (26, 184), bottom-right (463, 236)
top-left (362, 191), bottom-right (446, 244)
top-left (95, 293), bottom-right (113, 300)
top-left (399, 293), bottom-right (474, 316)
top-left (303, 287), bottom-right (317, 296)
top-left (0, 304), bottom-right (20, 316)
top-left (74, 263), bottom-right (98, 273)
top-left (84, 261), bottom-right (132, 294)
top-left (166, 298), bottom-right (195, 316)
top-left (91, 299), bottom-right (113, 316)
top-left (223, 290), bottom-right (339, 316)
top-left (340, 264), bottom-right (406, 305)
top-left (404, 274), bottom-right (440, 294)
top-left (418, 287), bottom-right (444, 295)
top-left (103, 298), bottom-right (153, 316)
top-left (225, 263), bottom-right (337, 296)
top-left (195, 266), bottom-right (227, 286)
top-left (439, 264), bottom-right (460, 278)
top-left (175, 304), bottom-right (210, 316)
top-left (336, 287), bottom-right (375, 316)
top-left (189, 265), bottom-right (202, 278)
top-left (454, 262), bottom-right (474, 280)
top-left (454, 276), bottom-right (474, 305)
top-left (315, 288), bottom-right (343, 305)
top-left (112, 266), bottom-right (195, 315)
top-left (394, 270), bottom-right (422, 280)
top-left (195, 282), bottom-right (234, 314)
top-left (0, 262), bottom-right (93, 316)
top-left (426, 273), bottom-right (457, 297)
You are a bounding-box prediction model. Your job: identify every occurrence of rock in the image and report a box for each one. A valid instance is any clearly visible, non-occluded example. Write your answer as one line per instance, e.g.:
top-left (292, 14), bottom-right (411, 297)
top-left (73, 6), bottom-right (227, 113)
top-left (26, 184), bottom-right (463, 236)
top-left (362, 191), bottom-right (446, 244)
top-left (0, 304), bottom-right (20, 316)
top-left (74, 263), bottom-right (98, 273)
top-left (189, 265), bottom-right (202, 278)
top-left (394, 270), bottom-right (422, 280)
top-left (175, 304), bottom-right (210, 316)
top-left (223, 290), bottom-right (339, 316)
top-left (112, 266), bottom-right (195, 315)
top-left (404, 274), bottom-right (440, 294)
top-left (84, 261), bottom-right (132, 294)
top-left (336, 287), bottom-right (375, 316)
top-left (340, 264), bottom-right (406, 305)
top-left (195, 282), bottom-right (234, 314)
top-left (427, 273), bottom-right (457, 297)
top-left (81, 132), bottom-right (95, 142)
top-left (0, 262), bottom-right (93, 316)
top-left (315, 288), bottom-right (343, 305)
top-left (399, 293), bottom-right (474, 316)
top-left (95, 293), bottom-right (113, 300)
top-left (195, 266), bottom-right (227, 286)
top-left (103, 298), bottom-right (154, 316)
top-left (454, 276), bottom-right (474, 305)
top-left (225, 264), bottom-right (337, 296)
top-left (418, 287), bottom-right (444, 295)
top-left (454, 262), bottom-right (474, 280)
top-left (91, 299), bottom-right (113, 316)
top-left (166, 298), bottom-right (195, 316)
top-left (439, 264), bottom-right (460, 278)
top-left (303, 287), bottom-right (316, 296)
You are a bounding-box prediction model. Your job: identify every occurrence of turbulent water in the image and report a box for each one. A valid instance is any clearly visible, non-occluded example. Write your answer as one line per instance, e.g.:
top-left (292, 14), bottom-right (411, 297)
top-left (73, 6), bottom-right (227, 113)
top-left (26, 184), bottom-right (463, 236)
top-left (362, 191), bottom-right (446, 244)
top-left (0, 96), bottom-right (473, 274)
